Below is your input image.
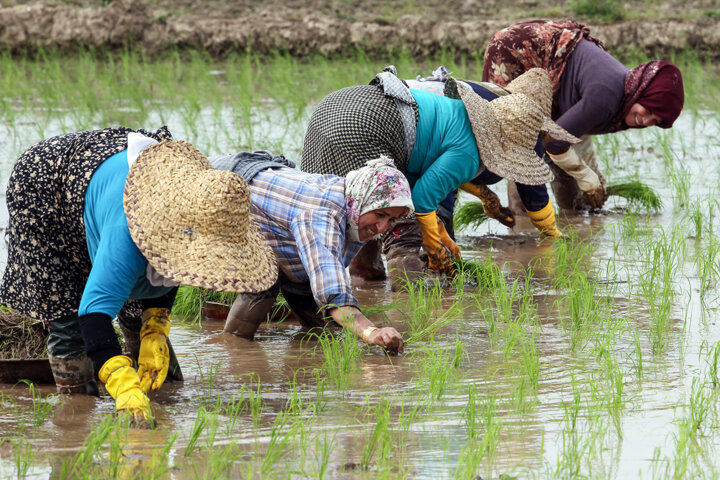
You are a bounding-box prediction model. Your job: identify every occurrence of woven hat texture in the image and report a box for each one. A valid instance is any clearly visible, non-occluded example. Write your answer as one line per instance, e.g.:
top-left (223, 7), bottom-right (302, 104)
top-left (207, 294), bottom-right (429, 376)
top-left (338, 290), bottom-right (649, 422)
top-left (505, 68), bottom-right (581, 146)
top-left (124, 140), bottom-right (277, 293)
top-left (452, 69), bottom-right (580, 185)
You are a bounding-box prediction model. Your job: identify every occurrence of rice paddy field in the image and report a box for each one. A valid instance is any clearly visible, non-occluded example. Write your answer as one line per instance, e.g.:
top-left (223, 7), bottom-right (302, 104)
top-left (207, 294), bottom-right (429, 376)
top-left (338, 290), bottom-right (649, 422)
top-left (1, 48), bottom-right (720, 479)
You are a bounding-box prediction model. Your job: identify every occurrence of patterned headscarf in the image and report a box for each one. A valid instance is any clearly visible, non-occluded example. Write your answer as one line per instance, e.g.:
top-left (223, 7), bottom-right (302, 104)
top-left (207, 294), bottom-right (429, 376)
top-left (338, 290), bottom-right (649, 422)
top-left (615, 60), bottom-right (684, 130)
top-left (345, 156), bottom-right (414, 242)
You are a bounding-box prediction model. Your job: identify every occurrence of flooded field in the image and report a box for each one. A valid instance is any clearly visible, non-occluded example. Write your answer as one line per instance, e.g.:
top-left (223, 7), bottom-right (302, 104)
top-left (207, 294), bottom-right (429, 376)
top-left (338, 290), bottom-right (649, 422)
top-left (1, 53), bottom-right (720, 479)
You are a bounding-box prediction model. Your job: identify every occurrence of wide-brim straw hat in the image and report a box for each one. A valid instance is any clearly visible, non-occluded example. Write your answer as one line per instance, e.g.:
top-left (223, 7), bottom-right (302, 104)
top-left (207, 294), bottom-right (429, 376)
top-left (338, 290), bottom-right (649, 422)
top-left (504, 68), bottom-right (576, 143)
top-left (124, 140), bottom-right (278, 293)
top-left (449, 69), bottom-right (580, 186)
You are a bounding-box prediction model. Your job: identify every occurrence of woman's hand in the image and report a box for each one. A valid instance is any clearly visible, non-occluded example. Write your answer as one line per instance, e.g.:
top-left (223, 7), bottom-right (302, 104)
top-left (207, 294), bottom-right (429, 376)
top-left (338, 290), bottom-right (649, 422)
top-left (329, 306), bottom-right (405, 354)
top-left (366, 327), bottom-right (404, 354)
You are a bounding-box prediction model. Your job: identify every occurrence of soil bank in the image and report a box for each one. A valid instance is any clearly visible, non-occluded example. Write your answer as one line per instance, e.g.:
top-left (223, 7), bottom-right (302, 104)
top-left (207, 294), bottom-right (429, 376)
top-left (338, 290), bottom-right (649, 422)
top-left (1, 0), bottom-right (718, 60)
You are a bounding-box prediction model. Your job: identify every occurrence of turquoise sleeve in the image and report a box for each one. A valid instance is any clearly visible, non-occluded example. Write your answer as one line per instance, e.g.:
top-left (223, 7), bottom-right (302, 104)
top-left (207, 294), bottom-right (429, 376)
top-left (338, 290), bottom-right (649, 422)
top-left (78, 225), bottom-right (150, 318)
top-left (411, 149), bottom-right (478, 214)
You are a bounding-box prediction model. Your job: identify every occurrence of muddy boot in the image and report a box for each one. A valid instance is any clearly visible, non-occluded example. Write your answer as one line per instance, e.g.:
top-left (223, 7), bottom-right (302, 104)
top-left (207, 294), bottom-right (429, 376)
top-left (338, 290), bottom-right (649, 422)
top-left (386, 247), bottom-right (427, 292)
top-left (349, 239), bottom-right (386, 281)
top-left (118, 301), bottom-right (143, 361)
top-left (47, 315), bottom-right (99, 395)
top-left (48, 353), bottom-right (99, 396)
top-left (224, 284), bottom-right (279, 340)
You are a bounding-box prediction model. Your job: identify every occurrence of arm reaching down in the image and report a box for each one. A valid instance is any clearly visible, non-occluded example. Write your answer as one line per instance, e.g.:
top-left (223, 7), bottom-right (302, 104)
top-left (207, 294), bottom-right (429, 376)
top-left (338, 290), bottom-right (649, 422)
top-left (329, 306), bottom-right (404, 354)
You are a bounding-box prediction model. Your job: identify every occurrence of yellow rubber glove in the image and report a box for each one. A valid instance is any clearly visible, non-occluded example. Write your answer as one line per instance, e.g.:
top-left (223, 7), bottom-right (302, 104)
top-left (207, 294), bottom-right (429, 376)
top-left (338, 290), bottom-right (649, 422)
top-left (137, 308), bottom-right (171, 393)
top-left (459, 182), bottom-right (515, 227)
top-left (415, 211), bottom-right (456, 275)
top-left (527, 200), bottom-right (563, 237)
top-left (436, 218), bottom-right (461, 258)
top-left (99, 355), bottom-right (152, 424)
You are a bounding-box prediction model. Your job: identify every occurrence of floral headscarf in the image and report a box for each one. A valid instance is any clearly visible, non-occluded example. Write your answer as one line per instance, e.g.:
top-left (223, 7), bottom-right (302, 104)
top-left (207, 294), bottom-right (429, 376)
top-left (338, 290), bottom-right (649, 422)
top-left (345, 156), bottom-right (414, 242)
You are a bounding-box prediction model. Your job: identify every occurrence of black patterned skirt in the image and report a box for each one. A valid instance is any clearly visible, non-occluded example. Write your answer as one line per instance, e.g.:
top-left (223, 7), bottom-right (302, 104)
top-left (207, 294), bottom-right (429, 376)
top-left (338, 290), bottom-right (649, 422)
top-left (301, 85), bottom-right (412, 176)
top-left (0, 126), bottom-right (172, 323)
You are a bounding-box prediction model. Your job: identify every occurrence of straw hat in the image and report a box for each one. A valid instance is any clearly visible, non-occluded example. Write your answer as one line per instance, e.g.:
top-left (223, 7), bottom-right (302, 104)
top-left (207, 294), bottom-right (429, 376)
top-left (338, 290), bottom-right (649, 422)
top-left (124, 140), bottom-right (277, 293)
top-left (447, 69), bottom-right (580, 186)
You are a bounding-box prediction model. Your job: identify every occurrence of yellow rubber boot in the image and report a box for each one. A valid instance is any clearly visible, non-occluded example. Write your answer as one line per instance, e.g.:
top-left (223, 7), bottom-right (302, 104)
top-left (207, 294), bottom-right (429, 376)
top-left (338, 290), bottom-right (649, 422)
top-left (527, 201), bottom-right (563, 238)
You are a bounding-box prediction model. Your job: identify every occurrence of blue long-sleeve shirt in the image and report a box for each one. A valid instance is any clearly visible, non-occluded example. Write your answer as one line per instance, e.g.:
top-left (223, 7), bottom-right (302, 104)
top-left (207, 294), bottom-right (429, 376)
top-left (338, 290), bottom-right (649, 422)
top-left (407, 89), bottom-right (481, 214)
top-left (80, 150), bottom-right (173, 317)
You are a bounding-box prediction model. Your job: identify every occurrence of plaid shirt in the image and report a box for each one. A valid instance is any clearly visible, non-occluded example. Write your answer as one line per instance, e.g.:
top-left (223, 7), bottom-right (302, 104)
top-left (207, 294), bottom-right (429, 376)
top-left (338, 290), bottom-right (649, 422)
top-left (249, 168), bottom-right (363, 308)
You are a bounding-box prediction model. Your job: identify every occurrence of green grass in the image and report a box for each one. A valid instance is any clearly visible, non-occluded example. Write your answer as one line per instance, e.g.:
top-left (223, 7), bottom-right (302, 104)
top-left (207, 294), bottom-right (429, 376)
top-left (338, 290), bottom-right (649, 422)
top-left (569, 0), bottom-right (625, 21)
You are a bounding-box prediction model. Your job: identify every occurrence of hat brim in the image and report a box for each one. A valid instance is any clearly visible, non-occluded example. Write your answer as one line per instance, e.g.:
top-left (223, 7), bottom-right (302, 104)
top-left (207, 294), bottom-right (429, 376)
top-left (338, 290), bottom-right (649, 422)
top-left (124, 141), bottom-right (278, 293)
top-left (541, 119), bottom-right (582, 145)
top-left (455, 81), bottom-right (555, 187)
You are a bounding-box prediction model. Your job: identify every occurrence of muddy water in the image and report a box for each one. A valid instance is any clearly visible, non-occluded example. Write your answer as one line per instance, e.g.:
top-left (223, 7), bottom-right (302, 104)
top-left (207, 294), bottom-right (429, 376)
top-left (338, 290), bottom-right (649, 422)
top-left (1, 106), bottom-right (720, 478)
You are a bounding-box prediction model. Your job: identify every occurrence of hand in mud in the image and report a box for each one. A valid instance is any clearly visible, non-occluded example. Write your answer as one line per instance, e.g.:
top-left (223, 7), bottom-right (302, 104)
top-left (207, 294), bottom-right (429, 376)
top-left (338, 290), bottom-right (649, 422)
top-left (494, 205), bottom-right (516, 228)
top-left (367, 327), bottom-right (404, 354)
top-left (426, 246), bottom-right (456, 276)
top-left (582, 184), bottom-right (608, 210)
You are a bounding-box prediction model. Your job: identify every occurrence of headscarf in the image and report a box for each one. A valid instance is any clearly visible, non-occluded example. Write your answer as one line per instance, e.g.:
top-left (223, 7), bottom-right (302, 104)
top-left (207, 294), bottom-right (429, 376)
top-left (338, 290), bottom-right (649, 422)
top-left (345, 155), bottom-right (414, 242)
top-left (615, 61), bottom-right (684, 130)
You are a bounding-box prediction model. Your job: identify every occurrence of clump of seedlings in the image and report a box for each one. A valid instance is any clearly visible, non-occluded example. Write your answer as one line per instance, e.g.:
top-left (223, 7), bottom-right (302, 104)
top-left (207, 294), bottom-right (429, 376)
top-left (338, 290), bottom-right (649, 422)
top-left (453, 201), bottom-right (489, 231)
top-left (606, 180), bottom-right (662, 211)
top-left (0, 307), bottom-right (48, 359)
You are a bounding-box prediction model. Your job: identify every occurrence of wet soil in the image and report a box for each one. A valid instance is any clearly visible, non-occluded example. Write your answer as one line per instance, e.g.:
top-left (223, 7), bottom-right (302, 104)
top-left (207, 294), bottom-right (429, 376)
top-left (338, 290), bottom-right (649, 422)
top-left (0, 0), bottom-right (718, 58)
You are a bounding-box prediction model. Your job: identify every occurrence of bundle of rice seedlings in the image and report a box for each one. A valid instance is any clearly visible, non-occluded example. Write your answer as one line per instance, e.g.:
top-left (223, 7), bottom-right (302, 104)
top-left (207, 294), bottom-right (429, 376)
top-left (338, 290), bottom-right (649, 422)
top-left (454, 201), bottom-right (489, 231)
top-left (0, 307), bottom-right (48, 359)
top-left (606, 180), bottom-right (662, 212)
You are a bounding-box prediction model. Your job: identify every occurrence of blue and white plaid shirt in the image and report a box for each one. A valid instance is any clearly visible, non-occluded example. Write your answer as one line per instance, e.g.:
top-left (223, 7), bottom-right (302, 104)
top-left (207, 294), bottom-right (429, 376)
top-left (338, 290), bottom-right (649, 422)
top-left (249, 168), bottom-right (363, 308)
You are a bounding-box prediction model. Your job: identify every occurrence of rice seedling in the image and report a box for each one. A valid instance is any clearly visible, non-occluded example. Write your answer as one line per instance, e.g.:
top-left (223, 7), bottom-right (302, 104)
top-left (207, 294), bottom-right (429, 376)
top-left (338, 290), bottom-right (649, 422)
top-left (635, 227), bottom-right (683, 353)
top-left (16, 379), bottom-right (57, 426)
top-left (313, 433), bottom-right (334, 480)
top-left (606, 180), bottom-right (662, 212)
top-left (195, 357), bottom-right (222, 404)
top-left (540, 227), bottom-right (597, 291)
top-left (184, 407), bottom-right (209, 457)
top-left (399, 277), bottom-right (445, 336)
top-left (11, 437), bottom-right (33, 479)
top-left (135, 433), bottom-right (179, 480)
top-left (403, 300), bottom-right (467, 345)
top-left (666, 160), bottom-right (691, 209)
top-left (453, 256), bottom-right (504, 290)
top-left (245, 376), bottom-right (266, 429)
top-left (415, 339), bottom-right (463, 402)
top-left (261, 410), bottom-right (301, 475)
top-left (695, 236), bottom-right (720, 301)
top-left (105, 416), bottom-right (131, 479)
top-left (359, 399), bottom-right (392, 471)
top-left (453, 201), bottom-right (489, 231)
top-left (59, 416), bottom-right (118, 479)
top-left (314, 329), bottom-right (364, 392)
top-left (707, 340), bottom-right (720, 388)
top-left (653, 378), bottom-right (716, 479)
top-left (222, 391), bottom-right (248, 436)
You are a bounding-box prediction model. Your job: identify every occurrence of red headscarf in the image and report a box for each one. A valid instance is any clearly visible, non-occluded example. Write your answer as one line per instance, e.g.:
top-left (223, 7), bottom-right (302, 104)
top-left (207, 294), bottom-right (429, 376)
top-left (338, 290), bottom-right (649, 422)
top-left (617, 61), bottom-right (684, 130)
